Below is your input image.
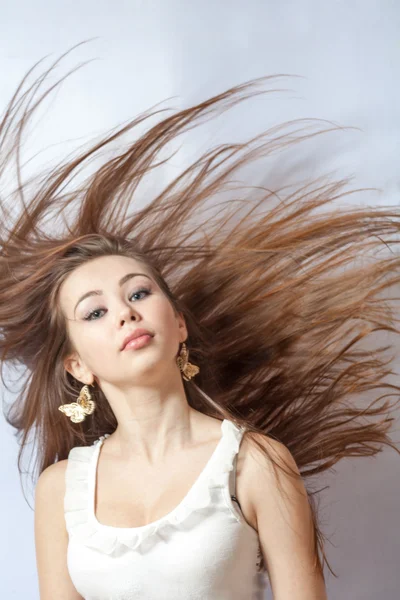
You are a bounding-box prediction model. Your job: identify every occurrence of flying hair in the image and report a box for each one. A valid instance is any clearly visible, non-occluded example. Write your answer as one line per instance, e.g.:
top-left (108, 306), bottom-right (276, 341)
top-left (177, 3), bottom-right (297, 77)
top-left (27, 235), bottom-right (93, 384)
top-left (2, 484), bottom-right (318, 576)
top-left (1, 44), bottom-right (400, 580)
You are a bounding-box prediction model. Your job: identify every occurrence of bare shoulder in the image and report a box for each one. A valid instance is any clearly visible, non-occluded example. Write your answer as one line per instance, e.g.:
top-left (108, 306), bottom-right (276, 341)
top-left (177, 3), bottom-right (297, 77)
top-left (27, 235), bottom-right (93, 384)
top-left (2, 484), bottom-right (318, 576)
top-left (35, 459), bottom-right (70, 519)
top-left (236, 431), bottom-right (304, 530)
top-left (241, 430), bottom-right (299, 477)
top-left (35, 458), bottom-right (69, 499)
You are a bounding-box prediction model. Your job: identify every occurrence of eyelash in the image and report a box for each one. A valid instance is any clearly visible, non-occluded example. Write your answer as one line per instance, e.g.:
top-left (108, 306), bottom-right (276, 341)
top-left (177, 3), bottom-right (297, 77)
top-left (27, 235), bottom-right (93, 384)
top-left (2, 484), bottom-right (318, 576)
top-left (83, 287), bottom-right (151, 321)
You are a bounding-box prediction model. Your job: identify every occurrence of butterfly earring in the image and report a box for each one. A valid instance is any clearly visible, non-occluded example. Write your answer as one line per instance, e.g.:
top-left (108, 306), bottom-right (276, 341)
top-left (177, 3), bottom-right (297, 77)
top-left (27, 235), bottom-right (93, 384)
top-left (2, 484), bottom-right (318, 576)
top-left (58, 383), bottom-right (96, 423)
top-left (176, 342), bottom-right (200, 381)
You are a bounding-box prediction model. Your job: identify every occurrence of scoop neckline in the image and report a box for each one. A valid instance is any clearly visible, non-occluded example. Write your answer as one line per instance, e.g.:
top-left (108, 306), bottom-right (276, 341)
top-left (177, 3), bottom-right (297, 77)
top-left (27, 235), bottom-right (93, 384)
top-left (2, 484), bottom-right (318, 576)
top-left (88, 418), bottom-right (228, 532)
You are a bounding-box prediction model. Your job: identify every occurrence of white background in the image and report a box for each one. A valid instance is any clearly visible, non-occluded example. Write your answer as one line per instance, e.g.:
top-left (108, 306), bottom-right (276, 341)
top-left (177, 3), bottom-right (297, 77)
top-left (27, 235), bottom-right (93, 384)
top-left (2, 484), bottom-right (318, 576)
top-left (0, 1), bottom-right (399, 598)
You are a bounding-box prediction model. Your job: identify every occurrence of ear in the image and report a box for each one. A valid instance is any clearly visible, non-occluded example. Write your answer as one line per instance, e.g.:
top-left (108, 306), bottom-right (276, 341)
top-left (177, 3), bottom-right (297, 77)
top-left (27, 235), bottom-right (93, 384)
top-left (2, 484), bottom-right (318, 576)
top-left (177, 311), bottom-right (188, 343)
top-left (63, 352), bottom-right (93, 386)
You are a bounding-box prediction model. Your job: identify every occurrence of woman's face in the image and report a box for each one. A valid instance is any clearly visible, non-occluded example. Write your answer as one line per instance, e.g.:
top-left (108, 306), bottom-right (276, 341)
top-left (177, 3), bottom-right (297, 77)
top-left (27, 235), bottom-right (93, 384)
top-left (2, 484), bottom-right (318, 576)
top-left (59, 254), bottom-right (187, 388)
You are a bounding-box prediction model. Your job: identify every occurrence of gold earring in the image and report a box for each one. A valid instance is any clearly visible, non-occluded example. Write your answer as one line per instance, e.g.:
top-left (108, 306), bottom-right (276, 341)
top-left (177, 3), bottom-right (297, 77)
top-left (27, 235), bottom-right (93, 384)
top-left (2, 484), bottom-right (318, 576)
top-left (58, 383), bottom-right (96, 423)
top-left (176, 342), bottom-right (200, 381)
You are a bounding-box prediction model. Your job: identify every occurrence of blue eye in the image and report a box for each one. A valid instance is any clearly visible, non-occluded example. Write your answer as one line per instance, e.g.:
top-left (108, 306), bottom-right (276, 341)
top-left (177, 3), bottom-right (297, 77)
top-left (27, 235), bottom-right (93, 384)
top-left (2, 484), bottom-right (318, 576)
top-left (83, 287), bottom-right (151, 321)
top-left (129, 288), bottom-right (151, 302)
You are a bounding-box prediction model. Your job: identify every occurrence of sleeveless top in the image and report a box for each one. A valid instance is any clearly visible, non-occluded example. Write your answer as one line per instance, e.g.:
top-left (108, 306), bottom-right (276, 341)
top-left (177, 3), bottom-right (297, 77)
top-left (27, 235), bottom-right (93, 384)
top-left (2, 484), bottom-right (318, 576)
top-left (64, 418), bottom-right (269, 599)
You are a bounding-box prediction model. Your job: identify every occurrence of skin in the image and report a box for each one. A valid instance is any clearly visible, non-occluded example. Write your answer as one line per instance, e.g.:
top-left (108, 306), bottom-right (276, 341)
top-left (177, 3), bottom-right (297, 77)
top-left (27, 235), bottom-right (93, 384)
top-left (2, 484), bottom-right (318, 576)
top-left (60, 254), bottom-right (198, 460)
top-left (34, 254), bottom-right (328, 599)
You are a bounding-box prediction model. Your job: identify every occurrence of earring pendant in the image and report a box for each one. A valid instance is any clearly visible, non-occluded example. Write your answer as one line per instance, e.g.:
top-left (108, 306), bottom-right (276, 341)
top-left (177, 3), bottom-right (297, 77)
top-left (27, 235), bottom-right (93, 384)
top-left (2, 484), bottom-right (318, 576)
top-left (58, 384), bottom-right (96, 423)
top-left (176, 342), bottom-right (200, 381)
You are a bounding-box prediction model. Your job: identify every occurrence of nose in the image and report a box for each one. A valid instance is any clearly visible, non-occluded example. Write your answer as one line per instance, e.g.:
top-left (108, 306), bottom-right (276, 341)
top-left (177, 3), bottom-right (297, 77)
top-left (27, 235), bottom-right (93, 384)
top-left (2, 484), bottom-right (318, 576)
top-left (117, 301), bottom-right (140, 327)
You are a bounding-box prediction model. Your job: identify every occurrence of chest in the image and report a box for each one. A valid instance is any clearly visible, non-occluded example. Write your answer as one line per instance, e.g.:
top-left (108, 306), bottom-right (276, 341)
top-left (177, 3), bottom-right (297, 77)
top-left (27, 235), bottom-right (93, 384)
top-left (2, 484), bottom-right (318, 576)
top-left (93, 441), bottom-right (257, 531)
top-left (94, 458), bottom-right (198, 527)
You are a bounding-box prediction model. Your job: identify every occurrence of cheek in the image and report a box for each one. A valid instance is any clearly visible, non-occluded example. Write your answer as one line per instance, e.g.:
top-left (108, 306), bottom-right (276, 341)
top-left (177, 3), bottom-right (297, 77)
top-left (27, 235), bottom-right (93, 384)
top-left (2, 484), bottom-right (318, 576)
top-left (69, 323), bottom-right (115, 368)
top-left (151, 298), bottom-right (179, 334)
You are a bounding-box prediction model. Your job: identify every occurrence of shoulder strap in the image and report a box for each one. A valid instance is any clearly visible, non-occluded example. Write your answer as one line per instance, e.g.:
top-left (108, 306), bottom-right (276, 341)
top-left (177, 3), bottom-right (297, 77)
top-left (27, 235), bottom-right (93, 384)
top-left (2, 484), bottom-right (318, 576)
top-left (221, 420), bottom-right (245, 512)
top-left (230, 452), bottom-right (243, 511)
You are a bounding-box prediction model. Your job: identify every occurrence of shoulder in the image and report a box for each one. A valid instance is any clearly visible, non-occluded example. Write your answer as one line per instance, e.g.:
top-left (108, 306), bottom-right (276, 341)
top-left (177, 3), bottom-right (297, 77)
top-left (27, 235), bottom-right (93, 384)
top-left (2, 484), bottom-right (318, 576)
top-left (239, 431), bottom-right (307, 529)
top-left (35, 443), bottom-right (95, 497)
top-left (35, 459), bottom-right (69, 501)
top-left (242, 431), bottom-right (299, 480)
top-left (243, 430), bottom-right (305, 497)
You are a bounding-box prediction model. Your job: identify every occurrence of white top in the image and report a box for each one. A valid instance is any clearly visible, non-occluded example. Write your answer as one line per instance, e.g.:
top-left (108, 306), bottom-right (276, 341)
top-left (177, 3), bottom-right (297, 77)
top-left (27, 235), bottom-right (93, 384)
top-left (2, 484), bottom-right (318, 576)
top-left (64, 418), bottom-right (269, 599)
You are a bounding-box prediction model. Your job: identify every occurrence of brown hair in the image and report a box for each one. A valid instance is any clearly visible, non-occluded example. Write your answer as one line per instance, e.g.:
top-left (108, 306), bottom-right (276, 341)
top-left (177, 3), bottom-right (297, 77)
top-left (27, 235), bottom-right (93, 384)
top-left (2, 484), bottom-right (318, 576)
top-left (1, 48), bottom-right (399, 581)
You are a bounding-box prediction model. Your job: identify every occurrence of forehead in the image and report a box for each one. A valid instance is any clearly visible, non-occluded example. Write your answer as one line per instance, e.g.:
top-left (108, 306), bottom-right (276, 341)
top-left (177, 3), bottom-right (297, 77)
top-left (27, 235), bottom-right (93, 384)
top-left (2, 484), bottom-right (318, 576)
top-left (59, 255), bottom-right (150, 306)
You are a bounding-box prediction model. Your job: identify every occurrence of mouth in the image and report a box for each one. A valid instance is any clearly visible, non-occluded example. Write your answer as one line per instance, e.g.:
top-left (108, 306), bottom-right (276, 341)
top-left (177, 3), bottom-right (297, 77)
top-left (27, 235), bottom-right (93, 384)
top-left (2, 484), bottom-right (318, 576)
top-left (120, 329), bottom-right (154, 351)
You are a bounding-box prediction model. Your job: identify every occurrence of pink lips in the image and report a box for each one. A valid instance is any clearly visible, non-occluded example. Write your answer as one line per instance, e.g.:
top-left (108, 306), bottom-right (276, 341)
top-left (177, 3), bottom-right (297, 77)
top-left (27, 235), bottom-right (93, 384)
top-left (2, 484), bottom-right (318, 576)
top-left (123, 334), bottom-right (152, 351)
top-left (120, 329), bottom-right (153, 351)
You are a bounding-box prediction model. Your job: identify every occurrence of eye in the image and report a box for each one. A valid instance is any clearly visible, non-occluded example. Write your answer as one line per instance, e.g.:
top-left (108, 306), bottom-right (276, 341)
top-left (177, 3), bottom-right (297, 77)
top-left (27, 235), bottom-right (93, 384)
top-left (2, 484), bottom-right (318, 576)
top-left (82, 308), bottom-right (106, 321)
top-left (129, 287), bottom-right (151, 302)
top-left (82, 287), bottom-right (151, 321)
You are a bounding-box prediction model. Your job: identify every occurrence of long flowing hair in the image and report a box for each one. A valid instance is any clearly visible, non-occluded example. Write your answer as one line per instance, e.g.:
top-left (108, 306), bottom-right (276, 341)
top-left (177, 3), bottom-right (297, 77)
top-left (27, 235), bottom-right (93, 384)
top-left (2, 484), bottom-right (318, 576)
top-left (1, 48), bottom-right (399, 581)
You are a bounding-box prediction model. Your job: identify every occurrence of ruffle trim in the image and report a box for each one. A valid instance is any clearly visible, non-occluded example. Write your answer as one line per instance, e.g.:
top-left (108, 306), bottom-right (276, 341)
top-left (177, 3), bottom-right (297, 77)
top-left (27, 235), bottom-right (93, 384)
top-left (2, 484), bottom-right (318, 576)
top-left (64, 419), bottom-right (245, 555)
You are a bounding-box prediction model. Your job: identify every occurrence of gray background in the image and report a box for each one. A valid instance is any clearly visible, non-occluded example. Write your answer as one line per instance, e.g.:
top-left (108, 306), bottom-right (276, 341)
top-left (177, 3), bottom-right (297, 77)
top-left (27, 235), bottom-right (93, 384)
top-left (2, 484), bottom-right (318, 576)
top-left (0, 1), bottom-right (399, 598)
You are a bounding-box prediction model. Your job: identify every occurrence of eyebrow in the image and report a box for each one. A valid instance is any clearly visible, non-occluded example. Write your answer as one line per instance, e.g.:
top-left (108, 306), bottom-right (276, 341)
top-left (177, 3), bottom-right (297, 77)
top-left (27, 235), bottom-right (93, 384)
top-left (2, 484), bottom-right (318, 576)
top-left (73, 272), bottom-right (152, 316)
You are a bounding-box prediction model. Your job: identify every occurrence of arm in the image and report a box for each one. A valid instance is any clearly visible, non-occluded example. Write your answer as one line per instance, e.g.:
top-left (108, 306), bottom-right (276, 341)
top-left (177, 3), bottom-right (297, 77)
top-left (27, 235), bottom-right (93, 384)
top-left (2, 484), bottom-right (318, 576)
top-left (247, 435), bottom-right (328, 600)
top-left (34, 460), bottom-right (83, 600)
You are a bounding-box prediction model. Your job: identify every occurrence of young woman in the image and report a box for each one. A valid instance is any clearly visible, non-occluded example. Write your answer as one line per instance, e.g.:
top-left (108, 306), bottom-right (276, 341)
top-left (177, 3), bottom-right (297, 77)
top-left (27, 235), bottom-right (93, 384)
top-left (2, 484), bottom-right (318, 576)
top-left (1, 49), bottom-right (399, 599)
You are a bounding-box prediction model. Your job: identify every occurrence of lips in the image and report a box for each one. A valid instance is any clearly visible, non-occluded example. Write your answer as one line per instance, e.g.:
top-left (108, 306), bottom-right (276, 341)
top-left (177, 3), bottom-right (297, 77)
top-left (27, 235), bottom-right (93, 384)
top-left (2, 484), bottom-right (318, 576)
top-left (120, 328), bottom-right (153, 351)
